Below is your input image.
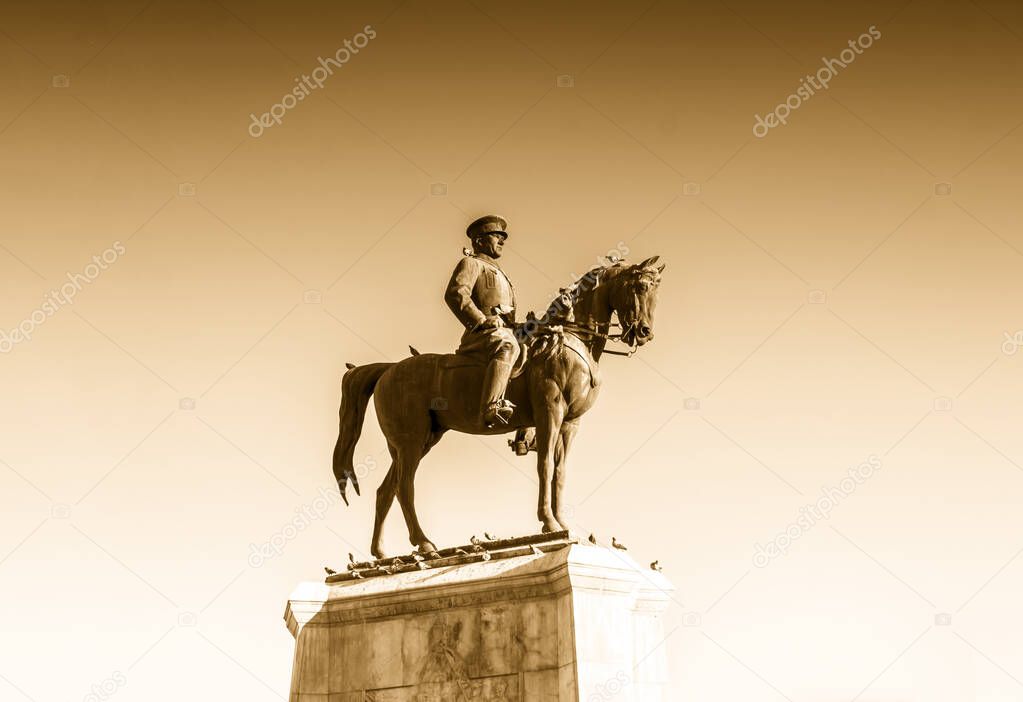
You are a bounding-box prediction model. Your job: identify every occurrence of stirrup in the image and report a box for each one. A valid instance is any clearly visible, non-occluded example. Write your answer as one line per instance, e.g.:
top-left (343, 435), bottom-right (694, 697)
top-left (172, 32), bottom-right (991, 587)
top-left (482, 399), bottom-right (516, 427)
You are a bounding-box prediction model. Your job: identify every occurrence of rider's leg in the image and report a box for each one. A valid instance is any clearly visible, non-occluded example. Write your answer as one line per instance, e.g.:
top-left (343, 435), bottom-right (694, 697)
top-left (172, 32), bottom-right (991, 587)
top-left (479, 329), bottom-right (520, 426)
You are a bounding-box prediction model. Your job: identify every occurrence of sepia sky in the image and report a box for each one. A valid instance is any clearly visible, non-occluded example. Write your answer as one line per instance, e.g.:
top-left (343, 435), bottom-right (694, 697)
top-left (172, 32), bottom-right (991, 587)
top-left (2, 1), bottom-right (1023, 700)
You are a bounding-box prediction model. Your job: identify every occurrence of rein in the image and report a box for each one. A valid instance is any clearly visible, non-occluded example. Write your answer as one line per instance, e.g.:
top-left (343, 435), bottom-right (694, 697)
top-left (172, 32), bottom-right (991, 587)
top-left (538, 260), bottom-right (657, 359)
top-left (558, 319), bottom-right (638, 357)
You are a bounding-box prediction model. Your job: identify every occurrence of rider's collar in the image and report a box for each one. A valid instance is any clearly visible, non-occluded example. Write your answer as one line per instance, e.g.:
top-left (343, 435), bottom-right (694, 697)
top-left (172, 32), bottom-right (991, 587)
top-left (472, 252), bottom-right (502, 267)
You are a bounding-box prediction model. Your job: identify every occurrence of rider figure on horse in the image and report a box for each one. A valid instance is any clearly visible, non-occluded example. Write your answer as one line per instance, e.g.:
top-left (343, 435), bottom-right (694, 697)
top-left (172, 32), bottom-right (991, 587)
top-left (444, 215), bottom-right (520, 427)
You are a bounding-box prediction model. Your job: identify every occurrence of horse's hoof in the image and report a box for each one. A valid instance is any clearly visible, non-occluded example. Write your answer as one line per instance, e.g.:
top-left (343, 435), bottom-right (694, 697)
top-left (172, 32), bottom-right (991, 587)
top-left (426, 550), bottom-right (442, 560)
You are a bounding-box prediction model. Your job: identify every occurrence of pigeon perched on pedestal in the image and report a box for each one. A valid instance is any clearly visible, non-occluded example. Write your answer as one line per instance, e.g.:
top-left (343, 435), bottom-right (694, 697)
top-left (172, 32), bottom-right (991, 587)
top-left (324, 566), bottom-right (337, 576)
top-left (650, 561), bottom-right (662, 572)
top-left (612, 537), bottom-right (627, 551)
top-left (588, 534), bottom-right (598, 545)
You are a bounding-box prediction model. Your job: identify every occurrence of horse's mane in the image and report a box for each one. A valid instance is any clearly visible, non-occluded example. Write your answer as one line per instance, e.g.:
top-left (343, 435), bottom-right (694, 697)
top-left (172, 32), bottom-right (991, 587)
top-left (521, 260), bottom-right (629, 359)
top-left (544, 261), bottom-right (627, 325)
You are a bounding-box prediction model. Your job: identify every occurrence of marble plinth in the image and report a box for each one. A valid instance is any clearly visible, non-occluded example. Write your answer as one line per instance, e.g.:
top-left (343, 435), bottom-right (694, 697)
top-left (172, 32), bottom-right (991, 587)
top-left (284, 535), bottom-right (673, 701)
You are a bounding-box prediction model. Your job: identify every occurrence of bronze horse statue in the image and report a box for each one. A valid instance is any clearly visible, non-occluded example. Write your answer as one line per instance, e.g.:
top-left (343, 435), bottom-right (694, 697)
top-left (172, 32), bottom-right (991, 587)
top-left (332, 255), bottom-right (665, 559)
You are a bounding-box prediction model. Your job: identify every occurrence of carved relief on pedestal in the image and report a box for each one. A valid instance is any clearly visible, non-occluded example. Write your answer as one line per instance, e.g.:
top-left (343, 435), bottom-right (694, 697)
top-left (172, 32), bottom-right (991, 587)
top-left (363, 619), bottom-right (516, 701)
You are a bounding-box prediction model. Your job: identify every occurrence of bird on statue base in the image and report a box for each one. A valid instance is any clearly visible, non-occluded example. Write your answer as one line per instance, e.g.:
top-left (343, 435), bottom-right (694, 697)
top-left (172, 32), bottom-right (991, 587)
top-left (650, 561), bottom-right (662, 572)
top-left (470, 535), bottom-right (482, 546)
top-left (484, 532), bottom-right (498, 541)
top-left (348, 552), bottom-right (356, 565)
top-left (324, 566), bottom-right (337, 576)
top-left (588, 534), bottom-right (598, 545)
top-left (612, 537), bottom-right (628, 551)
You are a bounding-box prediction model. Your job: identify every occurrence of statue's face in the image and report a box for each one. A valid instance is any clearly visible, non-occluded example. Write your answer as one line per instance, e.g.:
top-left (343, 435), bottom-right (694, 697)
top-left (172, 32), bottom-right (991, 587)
top-left (473, 232), bottom-right (506, 258)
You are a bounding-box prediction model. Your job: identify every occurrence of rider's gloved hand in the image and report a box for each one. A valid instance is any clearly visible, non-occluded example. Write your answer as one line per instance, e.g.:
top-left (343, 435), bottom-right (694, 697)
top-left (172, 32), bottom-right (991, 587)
top-left (475, 315), bottom-right (505, 331)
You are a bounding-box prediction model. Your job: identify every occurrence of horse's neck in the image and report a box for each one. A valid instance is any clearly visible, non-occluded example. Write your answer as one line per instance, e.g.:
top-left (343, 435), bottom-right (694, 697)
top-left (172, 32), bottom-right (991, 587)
top-left (572, 273), bottom-right (614, 362)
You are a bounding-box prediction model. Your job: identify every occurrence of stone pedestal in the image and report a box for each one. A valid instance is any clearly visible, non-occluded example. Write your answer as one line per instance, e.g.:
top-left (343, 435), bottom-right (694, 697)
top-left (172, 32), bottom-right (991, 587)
top-left (284, 536), bottom-right (674, 701)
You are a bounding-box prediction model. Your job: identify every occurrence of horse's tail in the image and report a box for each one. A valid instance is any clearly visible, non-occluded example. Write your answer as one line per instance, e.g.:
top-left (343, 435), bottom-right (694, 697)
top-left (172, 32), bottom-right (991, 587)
top-left (332, 362), bottom-right (391, 505)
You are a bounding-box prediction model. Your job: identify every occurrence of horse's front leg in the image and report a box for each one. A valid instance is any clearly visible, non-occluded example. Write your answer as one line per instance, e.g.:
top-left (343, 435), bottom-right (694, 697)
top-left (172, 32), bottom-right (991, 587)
top-left (552, 419), bottom-right (579, 531)
top-left (533, 381), bottom-right (565, 533)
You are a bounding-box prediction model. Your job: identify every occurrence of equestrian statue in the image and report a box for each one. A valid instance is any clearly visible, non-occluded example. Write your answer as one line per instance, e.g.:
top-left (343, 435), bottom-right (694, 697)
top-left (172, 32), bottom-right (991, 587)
top-left (332, 214), bottom-right (665, 559)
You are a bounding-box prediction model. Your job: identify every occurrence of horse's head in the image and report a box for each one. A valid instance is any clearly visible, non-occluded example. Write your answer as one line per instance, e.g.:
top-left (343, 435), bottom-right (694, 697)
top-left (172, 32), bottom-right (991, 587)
top-left (608, 255), bottom-right (665, 347)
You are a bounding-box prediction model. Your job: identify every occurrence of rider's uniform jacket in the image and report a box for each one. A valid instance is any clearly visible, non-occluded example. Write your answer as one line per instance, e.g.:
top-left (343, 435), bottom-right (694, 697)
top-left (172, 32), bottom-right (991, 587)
top-left (444, 253), bottom-right (516, 330)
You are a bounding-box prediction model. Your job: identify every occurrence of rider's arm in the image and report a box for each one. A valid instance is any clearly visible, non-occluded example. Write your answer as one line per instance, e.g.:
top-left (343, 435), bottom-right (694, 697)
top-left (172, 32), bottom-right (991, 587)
top-left (444, 257), bottom-right (487, 330)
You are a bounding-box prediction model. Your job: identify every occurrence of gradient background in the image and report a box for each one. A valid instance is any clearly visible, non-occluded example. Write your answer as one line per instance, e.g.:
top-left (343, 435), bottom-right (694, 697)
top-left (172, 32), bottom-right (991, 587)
top-left (2, 1), bottom-right (1023, 700)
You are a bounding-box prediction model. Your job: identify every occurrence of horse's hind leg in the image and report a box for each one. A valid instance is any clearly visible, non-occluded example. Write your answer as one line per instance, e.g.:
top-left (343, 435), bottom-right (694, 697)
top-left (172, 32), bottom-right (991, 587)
top-left (394, 431), bottom-right (445, 556)
top-left (370, 450), bottom-right (399, 560)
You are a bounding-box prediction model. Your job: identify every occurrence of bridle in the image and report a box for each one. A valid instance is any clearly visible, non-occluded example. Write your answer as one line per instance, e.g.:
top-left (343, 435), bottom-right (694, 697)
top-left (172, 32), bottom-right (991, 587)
top-left (531, 262), bottom-right (657, 357)
top-left (557, 266), bottom-right (657, 357)
top-left (560, 319), bottom-right (639, 357)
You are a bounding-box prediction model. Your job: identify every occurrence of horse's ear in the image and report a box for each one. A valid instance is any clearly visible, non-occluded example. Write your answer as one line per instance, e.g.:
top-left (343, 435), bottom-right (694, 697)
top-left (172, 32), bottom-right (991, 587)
top-left (638, 255), bottom-right (660, 268)
top-left (656, 263), bottom-right (665, 273)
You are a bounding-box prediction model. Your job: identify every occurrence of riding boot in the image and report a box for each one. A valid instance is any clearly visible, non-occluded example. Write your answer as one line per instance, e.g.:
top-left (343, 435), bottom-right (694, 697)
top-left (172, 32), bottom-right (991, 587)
top-left (480, 359), bottom-right (516, 427)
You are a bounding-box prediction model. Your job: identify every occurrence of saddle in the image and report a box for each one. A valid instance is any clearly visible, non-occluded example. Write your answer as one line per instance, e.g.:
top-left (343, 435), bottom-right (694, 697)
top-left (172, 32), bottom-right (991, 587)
top-left (430, 339), bottom-right (529, 378)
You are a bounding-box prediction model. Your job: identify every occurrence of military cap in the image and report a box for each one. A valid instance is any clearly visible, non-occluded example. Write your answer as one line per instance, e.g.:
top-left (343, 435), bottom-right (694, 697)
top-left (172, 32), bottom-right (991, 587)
top-left (466, 214), bottom-right (508, 239)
